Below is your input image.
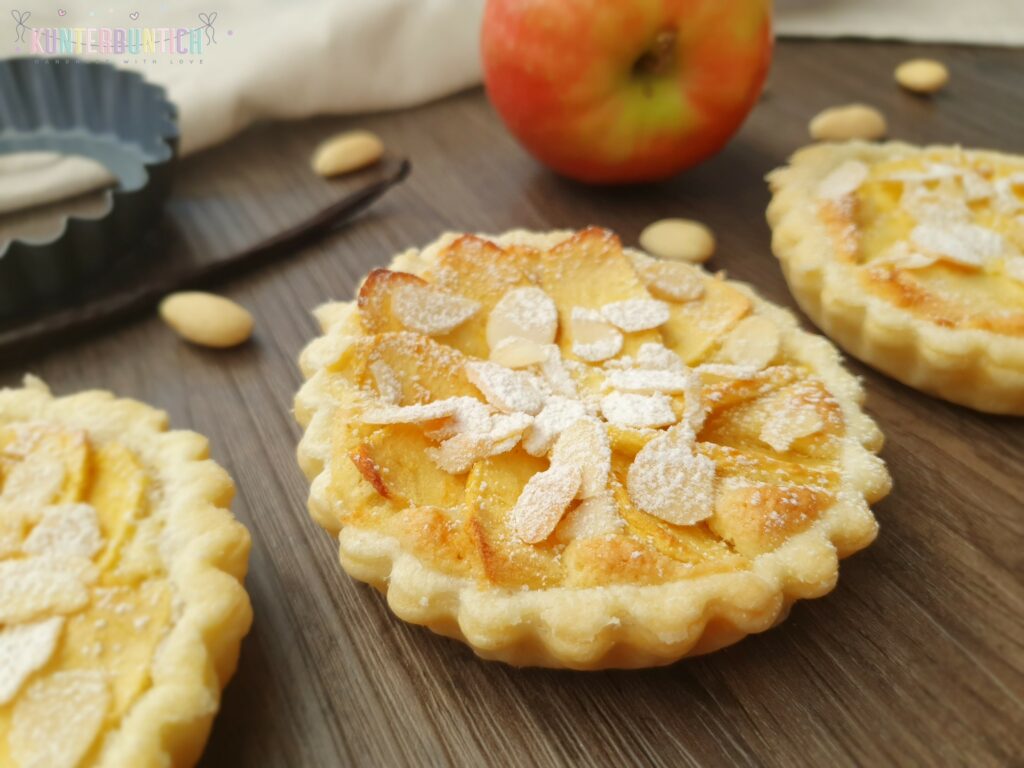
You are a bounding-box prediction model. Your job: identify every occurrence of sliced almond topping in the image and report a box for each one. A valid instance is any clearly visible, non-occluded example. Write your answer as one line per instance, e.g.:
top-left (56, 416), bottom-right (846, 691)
top-left (362, 396), bottom-right (483, 426)
top-left (635, 343), bottom-right (685, 371)
top-left (10, 670), bottom-right (111, 768)
top-left (465, 361), bottom-right (544, 415)
top-left (696, 363), bottom-right (758, 380)
top-left (486, 286), bottom-right (558, 350)
top-left (760, 404), bottom-right (825, 453)
top-left (522, 396), bottom-right (588, 457)
top-left (817, 160), bottom-right (870, 201)
top-left (875, 242), bottom-right (938, 270)
top-left (600, 392), bottom-right (677, 429)
top-left (570, 308), bottom-right (623, 362)
top-left (600, 299), bottom-right (670, 332)
top-left (23, 504), bottom-right (103, 559)
top-left (558, 490), bottom-right (622, 540)
top-left (391, 282), bottom-right (480, 335)
top-left (0, 556), bottom-right (92, 624)
top-left (489, 336), bottom-right (547, 368)
top-left (0, 617), bottom-right (65, 705)
top-left (550, 418), bottom-right (611, 499)
top-left (1005, 256), bottom-right (1024, 284)
top-left (911, 222), bottom-right (1004, 268)
top-left (1, 451), bottom-right (66, 509)
top-left (369, 360), bottom-right (403, 404)
top-left (509, 463), bottom-right (582, 544)
top-left (719, 315), bottom-right (780, 370)
top-left (627, 425), bottom-right (715, 525)
top-left (428, 412), bottom-right (533, 474)
top-left (538, 345), bottom-right (578, 397)
top-left (962, 171), bottom-right (994, 201)
top-left (605, 368), bottom-right (692, 394)
top-left (635, 258), bottom-right (705, 302)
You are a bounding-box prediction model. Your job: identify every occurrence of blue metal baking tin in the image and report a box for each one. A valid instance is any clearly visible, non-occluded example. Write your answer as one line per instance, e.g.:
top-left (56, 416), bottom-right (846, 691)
top-left (0, 57), bottom-right (178, 317)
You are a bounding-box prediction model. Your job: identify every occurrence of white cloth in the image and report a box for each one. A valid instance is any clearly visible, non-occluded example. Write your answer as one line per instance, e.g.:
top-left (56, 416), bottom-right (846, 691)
top-left (1, 0), bottom-right (1021, 215)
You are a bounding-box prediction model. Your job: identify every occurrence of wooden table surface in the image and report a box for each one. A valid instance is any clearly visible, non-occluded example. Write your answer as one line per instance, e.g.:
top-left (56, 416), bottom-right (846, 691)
top-left (3, 39), bottom-right (1022, 767)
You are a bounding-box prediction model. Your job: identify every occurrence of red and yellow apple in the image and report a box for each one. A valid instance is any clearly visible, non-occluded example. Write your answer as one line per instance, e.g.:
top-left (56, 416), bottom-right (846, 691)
top-left (481, 0), bottom-right (772, 184)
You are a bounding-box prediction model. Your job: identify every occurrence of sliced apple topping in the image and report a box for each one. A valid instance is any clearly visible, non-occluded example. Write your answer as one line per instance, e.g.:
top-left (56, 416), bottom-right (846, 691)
top-left (549, 418), bottom-right (611, 499)
top-left (22, 504), bottom-right (103, 559)
top-left (489, 336), bottom-right (548, 368)
top-left (10, 670), bottom-right (111, 768)
top-left (816, 160), bottom-right (869, 200)
top-left (760, 402), bottom-right (825, 453)
top-left (390, 282), bottom-right (480, 335)
top-left (522, 395), bottom-right (588, 457)
top-left (718, 315), bottom-right (780, 370)
top-left (600, 298), bottom-right (670, 332)
top-left (627, 424), bottom-right (715, 526)
top-left (486, 286), bottom-right (558, 349)
top-left (509, 463), bottom-right (582, 544)
top-left (369, 360), bottom-right (403, 404)
top-left (600, 392), bottom-right (677, 429)
top-left (1005, 256), bottom-right (1024, 284)
top-left (465, 360), bottom-right (544, 415)
top-left (570, 307), bottom-right (623, 362)
top-left (0, 617), bottom-right (65, 705)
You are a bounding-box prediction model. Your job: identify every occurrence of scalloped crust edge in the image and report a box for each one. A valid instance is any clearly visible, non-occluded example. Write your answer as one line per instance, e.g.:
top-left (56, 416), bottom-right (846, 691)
top-left (767, 141), bottom-right (1024, 415)
top-left (0, 376), bottom-right (252, 767)
top-left (294, 229), bottom-right (891, 669)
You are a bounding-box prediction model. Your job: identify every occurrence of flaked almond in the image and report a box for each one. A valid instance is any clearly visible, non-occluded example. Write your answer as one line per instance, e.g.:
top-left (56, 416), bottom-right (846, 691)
top-left (522, 395), bottom-right (588, 457)
top-left (509, 463), bottom-right (582, 543)
top-left (465, 361), bottom-right (544, 415)
top-left (627, 425), bottom-right (714, 525)
top-left (369, 360), bottom-right (402, 404)
top-left (311, 130), bottom-right (384, 177)
top-left (362, 396), bottom-right (485, 426)
top-left (760, 404), bottom-right (824, 452)
top-left (428, 412), bottom-right (532, 474)
top-left (600, 392), bottom-right (677, 429)
top-left (489, 336), bottom-right (548, 368)
top-left (0, 556), bottom-right (92, 624)
top-left (557, 491), bottom-right (621, 540)
top-left (550, 418), bottom-right (611, 499)
top-left (910, 222), bottom-right (1003, 268)
top-left (0, 617), bottom-right (64, 705)
top-left (817, 160), bottom-right (869, 200)
top-left (159, 292), bottom-right (253, 348)
top-left (809, 104), bottom-right (887, 141)
top-left (639, 218), bottom-right (716, 263)
top-left (486, 286), bottom-right (558, 350)
top-left (1005, 256), bottom-right (1024, 284)
top-left (600, 298), bottom-right (670, 332)
top-left (23, 504), bottom-right (102, 559)
top-left (391, 283), bottom-right (480, 335)
top-left (635, 343), bottom-right (685, 370)
top-left (895, 59), bottom-right (949, 95)
top-left (570, 307), bottom-right (622, 362)
top-left (719, 315), bottom-right (780, 370)
top-left (10, 670), bottom-right (110, 768)
top-left (635, 259), bottom-right (705, 302)
top-left (605, 368), bottom-right (691, 394)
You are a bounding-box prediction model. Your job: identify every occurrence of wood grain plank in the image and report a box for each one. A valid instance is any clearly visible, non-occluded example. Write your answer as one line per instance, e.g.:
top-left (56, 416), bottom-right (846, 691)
top-left (0, 39), bottom-right (1021, 768)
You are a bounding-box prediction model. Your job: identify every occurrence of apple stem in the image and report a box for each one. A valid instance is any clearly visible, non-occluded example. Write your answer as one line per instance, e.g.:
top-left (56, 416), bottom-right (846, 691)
top-left (633, 30), bottom-right (677, 79)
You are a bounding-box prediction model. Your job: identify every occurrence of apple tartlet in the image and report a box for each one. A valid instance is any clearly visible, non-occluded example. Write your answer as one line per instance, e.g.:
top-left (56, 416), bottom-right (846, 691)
top-left (768, 141), bottom-right (1024, 414)
top-left (295, 229), bottom-right (890, 669)
top-left (0, 378), bottom-right (251, 767)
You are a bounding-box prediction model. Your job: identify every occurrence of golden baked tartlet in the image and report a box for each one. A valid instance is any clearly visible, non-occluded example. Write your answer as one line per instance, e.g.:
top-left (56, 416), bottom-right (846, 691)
top-left (0, 378), bottom-right (251, 767)
top-left (295, 229), bottom-right (890, 669)
top-left (768, 141), bottom-right (1024, 414)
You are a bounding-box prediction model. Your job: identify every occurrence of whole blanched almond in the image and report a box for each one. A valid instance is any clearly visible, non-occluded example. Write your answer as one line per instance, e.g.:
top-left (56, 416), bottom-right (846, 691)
top-left (639, 218), bottom-right (715, 263)
top-left (894, 59), bottom-right (949, 94)
top-left (159, 292), bottom-right (254, 348)
top-left (809, 104), bottom-right (887, 141)
top-left (311, 130), bottom-right (384, 177)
